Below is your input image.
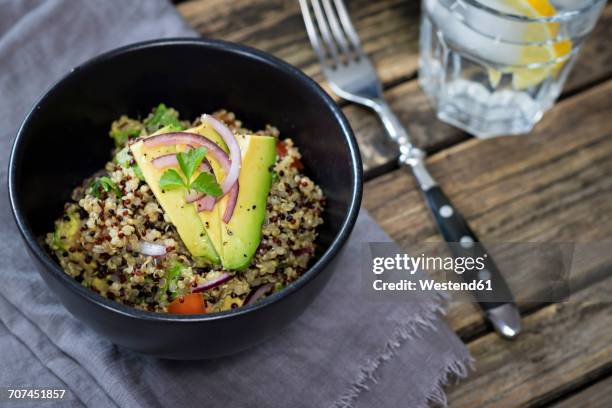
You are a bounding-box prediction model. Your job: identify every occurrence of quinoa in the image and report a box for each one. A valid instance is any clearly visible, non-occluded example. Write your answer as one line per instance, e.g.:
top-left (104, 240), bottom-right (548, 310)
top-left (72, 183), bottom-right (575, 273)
top-left (45, 109), bottom-right (325, 313)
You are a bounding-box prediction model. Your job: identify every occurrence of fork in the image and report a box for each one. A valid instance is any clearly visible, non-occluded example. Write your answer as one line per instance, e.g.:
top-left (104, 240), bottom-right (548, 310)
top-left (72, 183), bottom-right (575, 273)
top-left (300, 0), bottom-right (521, 338)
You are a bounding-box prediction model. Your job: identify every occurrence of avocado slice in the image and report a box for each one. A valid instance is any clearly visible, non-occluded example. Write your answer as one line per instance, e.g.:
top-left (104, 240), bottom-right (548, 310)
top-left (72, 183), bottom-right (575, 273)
top-left (186, 125), bottom-right (229, 258)
top-left (215, 134), bottom-right (276, 270)
top-left (187, 126), bottom-right (276, 269)
top-left (130, 137), bottom-right (221, 265)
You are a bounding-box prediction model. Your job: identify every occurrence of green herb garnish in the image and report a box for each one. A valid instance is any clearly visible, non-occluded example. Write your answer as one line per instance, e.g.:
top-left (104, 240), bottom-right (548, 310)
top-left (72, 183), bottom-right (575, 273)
top-left (177, 146), bottom-right (207, 182)
top-left (143, 103), bottom-right (184, 134)
top-left (163, 260), bottom-right (188, 299)
top-left (88, 176), bottom-right (122, 198)
top-left (158, 147), bottom-right (222, 198)
top-left (191, 172), bottom-right (223, 197)
top-left (159, 169), bottom-right (186, 190)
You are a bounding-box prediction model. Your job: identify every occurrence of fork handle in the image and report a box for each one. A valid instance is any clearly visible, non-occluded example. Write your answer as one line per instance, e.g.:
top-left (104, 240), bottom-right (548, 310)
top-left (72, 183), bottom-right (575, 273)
top-left (371, 99), bottom-right (409, 143)
top-left (419, 184), bottom-right (516, 307)
top-left (369, 100), bottom-right (520, 334)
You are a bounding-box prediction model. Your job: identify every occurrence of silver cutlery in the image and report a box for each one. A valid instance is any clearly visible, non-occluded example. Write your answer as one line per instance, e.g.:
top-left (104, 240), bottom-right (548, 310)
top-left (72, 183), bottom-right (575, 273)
top-left (299, 0), bottom-right (521, 338)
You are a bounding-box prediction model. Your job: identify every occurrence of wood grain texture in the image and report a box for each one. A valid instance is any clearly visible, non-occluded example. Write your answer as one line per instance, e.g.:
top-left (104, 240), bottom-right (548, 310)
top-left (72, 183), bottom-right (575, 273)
top-left (549, 375), bottom-right (612, 408)
top-left (177, 0), bottom-right (420, 87)
top-left (445, 275), bottom-right (612, 407)
top-left (179, 1), bottom-right (612, 173)
top-left (364, 78), bottom-right (612, 337)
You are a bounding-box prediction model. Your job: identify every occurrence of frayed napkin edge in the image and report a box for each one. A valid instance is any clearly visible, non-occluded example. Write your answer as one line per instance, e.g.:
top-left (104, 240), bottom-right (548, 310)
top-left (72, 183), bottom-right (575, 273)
top-left (331, 292), bottom-right (473, 408)
top-left (423, 356), bottom-right (475, 407)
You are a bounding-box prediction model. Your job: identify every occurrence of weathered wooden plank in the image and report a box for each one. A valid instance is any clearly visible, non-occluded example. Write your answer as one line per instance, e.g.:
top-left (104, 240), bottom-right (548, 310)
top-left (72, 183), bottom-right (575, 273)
top-left (177, 0), bottom-right (420, 86)
top-left (364, 78), bottom-right (612, 337)
top-left (549, 376), bottom-right (612, 408)
top-left (445, 275), bottom-right (612, 407)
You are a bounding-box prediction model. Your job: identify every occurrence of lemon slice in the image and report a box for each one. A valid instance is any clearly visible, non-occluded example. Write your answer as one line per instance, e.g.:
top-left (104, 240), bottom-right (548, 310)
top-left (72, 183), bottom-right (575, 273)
top-left (483, 0), bottom-right (572, 90)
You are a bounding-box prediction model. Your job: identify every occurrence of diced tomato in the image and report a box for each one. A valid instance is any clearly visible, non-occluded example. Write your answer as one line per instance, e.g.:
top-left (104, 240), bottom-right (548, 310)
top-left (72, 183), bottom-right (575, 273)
top-left (168, 293), bottom-right (206, 314)
top-left (291, 158), bottom-right (304, 170)
top-left (276, 140), bottom-right (288, 158)
top-left (276, 140), bottom-right (304, 169)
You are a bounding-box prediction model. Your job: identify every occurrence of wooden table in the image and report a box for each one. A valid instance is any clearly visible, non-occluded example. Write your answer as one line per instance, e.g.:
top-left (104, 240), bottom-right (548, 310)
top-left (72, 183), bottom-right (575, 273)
top-left (174, 1), bottom-right (612, 406)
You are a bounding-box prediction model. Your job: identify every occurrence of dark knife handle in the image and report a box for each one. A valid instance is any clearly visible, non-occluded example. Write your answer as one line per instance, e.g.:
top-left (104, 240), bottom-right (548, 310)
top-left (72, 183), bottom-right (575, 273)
top-left (422, 186), bottom-right (515, 310)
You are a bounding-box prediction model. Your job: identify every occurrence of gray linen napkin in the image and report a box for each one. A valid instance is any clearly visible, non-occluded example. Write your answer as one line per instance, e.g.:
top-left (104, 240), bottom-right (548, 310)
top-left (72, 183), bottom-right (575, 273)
top-left (0, 1), bottom-right (471, 407)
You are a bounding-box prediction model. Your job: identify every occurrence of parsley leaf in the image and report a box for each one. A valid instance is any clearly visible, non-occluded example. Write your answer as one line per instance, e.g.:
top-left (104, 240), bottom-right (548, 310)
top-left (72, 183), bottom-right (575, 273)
top-left (177, 147), bottom-right (207, 182)
top-left (190, 172), bottom-right (222, 197)
top-left (88, 176), bottom-right (122, 198)
top-left (159, 169), bottom-right (187, 190)
top-left (143, 104), bottom-right (184, 134)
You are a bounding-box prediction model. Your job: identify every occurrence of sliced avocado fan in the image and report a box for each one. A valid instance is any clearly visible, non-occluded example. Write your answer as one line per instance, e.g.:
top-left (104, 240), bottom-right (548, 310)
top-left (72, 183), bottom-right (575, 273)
top-left (130, 124), bottom-right (276, 270)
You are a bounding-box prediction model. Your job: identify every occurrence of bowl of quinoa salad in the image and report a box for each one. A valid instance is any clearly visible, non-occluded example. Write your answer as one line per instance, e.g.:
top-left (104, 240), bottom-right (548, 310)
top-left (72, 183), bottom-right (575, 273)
top-left (45, 105), bottom-right (326, 314)
top-left (9, 39), bottom-right (361, 358)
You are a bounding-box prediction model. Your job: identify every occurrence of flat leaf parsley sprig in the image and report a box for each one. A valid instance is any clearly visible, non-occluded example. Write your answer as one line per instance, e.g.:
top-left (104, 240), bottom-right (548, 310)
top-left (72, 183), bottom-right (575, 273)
top-left (159, 147), bottom-right (222, 198)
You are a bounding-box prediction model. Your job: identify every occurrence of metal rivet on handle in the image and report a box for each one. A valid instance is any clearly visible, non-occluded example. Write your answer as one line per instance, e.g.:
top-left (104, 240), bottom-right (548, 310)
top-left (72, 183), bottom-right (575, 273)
top-left (460, 236), bottom-right (474, 248)
top-left (439, 205), bottom-right (453, 218)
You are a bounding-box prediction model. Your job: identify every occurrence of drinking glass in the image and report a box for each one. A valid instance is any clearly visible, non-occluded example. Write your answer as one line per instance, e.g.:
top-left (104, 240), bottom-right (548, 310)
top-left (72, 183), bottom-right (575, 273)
top-left (419, 0), bottom-right (606, 138)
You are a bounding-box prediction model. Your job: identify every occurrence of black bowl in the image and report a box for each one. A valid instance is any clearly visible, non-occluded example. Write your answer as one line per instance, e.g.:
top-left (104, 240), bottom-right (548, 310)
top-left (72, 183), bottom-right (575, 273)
top-left (8, 38), bottom-right (362, 359)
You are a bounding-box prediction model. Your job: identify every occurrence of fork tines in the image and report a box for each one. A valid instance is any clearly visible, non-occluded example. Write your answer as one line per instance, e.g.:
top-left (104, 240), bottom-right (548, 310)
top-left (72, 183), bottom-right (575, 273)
top-left (299, 0), bottom-right (364, 68)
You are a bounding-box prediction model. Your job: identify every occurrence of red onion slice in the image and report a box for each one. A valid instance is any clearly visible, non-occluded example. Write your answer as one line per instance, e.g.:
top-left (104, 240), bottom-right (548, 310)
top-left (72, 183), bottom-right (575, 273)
top-left (194, 180), bottom-right (238, 218)
top-left (185, 190), bottom-right (204, 203)
top-left (196, 194), bottom-right (216, 212)
top-left (151, 153), bottom-right (212, 173)
top-left (222, 182), bottom-right (239, 223)
top-left (201, 115), bottom-right (241, 194)
top-left (200, 158), bottom-right (212, 173)
top-left (139, 240), bottom-right (167, 257)
top-left (245, 283), bottom-right (274, 306)
top-left (151, 153), bottom-right (177, 169)
top-left (142, 131), bottom-right (239, 222)
top-left (142, 132), bottom-right (231, 172)
top-left (192, 272), bottom-right (231, 293)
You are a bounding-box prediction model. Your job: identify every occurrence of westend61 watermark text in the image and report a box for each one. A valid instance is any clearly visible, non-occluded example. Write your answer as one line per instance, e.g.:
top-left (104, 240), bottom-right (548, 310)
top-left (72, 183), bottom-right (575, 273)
top-left (373, 278), bottom-right (492, 292)
top-left (361, 242), bottom-right (577, 303)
